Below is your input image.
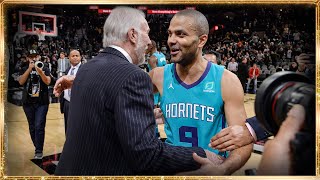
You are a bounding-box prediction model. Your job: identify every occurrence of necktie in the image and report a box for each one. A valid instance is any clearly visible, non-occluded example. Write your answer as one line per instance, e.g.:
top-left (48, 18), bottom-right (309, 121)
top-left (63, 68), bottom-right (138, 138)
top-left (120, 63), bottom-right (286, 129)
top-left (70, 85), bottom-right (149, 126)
top-left (61, 59), bottom-right (64, 72)
top-left (68, 67), bottom-right (75, 98)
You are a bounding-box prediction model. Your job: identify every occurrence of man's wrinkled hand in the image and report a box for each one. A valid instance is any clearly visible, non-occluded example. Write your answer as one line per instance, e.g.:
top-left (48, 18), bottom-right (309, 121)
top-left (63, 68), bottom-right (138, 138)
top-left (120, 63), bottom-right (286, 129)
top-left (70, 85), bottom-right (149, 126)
top-left (53, 75), bottom-right (75, 97)
top-left (176, 150), bottom-right (226, 175)
top-left (204, 150), bottom-right (225, 165)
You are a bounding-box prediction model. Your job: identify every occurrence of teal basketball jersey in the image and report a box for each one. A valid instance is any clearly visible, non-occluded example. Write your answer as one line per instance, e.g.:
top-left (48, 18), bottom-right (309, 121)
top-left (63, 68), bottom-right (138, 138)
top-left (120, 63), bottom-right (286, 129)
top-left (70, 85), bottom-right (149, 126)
top-left (147, 51), bottom-right (167, 71)
top-left (160, 62), bottom-right (227, 156)
top-left (148, 51), bottom-right (167, 105)
top-left (154, 51), bottom-right (167, 67)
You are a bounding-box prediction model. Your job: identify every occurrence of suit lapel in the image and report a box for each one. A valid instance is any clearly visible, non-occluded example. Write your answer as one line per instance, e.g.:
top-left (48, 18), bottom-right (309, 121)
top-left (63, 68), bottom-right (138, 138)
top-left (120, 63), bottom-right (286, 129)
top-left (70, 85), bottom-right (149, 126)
top-left (65, 66), bottom-right (71, 75)
top-left (66, 63), bottom-right (81, 75)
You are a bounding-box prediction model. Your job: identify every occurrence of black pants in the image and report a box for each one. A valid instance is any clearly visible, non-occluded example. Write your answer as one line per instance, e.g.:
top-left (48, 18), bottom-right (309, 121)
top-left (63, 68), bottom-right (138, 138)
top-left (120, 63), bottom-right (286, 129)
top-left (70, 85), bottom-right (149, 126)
top-left (239, 77), bottom-right (247, 92)
top-left (23, 103), bottom-right (49, 153)
top-left (63, 100), bottom-right (70, 135)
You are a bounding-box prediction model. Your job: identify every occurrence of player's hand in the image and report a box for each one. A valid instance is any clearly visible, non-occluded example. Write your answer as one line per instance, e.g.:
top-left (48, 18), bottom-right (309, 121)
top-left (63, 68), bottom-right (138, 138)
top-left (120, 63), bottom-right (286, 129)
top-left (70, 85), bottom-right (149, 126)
top-left (176, 150), bottom-right (226, 175)
top-left (53, 75), bottom-right (75, 97)
top-left (258, 105), bottom-right (305, 175)
top-left (209, 125), bottom-right (254, 151)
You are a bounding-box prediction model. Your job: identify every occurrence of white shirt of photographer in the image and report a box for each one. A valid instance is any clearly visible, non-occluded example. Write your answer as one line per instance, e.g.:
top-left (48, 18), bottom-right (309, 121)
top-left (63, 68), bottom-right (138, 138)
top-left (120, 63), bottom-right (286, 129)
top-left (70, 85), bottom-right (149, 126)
top-left (63, 62), bottom-right (81, 102)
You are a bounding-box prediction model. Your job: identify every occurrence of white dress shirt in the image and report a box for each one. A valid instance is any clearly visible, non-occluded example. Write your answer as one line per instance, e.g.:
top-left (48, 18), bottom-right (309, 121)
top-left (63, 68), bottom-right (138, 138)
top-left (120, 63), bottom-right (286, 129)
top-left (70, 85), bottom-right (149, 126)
top-left (64, 62), bottom-right (81, 102)
top-left (108, 45), bottom-right (133, 64)
top-left (227, 62), bottom-right (238, 72)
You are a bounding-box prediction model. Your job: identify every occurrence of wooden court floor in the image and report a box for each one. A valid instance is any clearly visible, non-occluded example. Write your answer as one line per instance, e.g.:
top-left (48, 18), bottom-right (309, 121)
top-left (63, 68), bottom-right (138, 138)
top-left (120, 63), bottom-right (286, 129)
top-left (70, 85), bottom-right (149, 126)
top-left (4, 94), bottom-right (261, 176)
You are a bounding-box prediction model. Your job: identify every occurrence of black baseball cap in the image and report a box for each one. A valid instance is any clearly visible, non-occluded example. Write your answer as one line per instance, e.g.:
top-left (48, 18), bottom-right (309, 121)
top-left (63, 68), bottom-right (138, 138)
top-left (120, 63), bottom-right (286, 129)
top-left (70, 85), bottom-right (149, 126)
top-left (28, 49), bottom-right (39, 57)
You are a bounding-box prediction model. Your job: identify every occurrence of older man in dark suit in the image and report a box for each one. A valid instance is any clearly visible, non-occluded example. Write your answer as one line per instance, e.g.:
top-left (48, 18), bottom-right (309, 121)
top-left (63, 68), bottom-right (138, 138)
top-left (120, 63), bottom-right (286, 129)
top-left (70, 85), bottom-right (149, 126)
top-left (53, 7), bottom-right (222, 175)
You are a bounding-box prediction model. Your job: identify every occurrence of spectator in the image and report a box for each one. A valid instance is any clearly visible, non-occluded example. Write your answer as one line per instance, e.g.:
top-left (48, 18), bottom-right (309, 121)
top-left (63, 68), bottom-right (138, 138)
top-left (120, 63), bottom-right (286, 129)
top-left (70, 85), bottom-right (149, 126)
top-left (246, 63), bottom-right (260, 94)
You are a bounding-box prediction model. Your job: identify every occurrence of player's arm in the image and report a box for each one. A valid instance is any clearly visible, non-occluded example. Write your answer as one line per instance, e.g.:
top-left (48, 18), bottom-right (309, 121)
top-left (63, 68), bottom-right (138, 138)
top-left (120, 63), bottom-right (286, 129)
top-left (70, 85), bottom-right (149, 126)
top-left (219, 70), bottom-right (253, 175)
top-left (149, 67), bottom-right (165, 125)
top-left (148, 55), bottom-right (158, 69)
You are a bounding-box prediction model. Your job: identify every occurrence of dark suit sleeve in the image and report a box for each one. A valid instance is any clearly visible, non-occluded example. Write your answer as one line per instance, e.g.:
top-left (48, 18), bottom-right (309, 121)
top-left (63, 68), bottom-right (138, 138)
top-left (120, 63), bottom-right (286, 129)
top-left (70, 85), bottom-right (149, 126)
top-left (246, 116), bottom-right (271, 141)
top-left (114, 70), bottom-right (206, 175)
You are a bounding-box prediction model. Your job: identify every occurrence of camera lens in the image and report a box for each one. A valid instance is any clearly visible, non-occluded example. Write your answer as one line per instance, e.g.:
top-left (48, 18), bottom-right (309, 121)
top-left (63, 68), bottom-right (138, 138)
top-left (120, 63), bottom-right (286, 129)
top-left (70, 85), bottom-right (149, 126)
top-left (255, 71), bottom-right (314, 135)
top-left (35, 61), bottom-right (44, 69)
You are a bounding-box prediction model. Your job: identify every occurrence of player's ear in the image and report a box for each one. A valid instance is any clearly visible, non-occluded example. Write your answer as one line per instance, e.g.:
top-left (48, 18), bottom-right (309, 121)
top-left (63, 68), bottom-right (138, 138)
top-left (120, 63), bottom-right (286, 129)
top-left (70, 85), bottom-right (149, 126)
top-left (198, 34), bottom-right (208, 48)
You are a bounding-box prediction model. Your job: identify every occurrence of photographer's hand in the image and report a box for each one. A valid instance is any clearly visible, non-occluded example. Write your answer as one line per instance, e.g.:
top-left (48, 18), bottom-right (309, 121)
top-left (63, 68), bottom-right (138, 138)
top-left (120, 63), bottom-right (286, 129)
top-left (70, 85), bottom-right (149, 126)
top-left (258, 105), bottom-right (305, 175)
top-left (28, 61), bottom-right (35, 71)
top-left (35, 66), bottom-right (51, 85)
top-left (296, 53), bottom-right (314, 65)
top-left (18, 60), bottom-right (34, 85)
top-left (35, 66), bottom-right (43, 75)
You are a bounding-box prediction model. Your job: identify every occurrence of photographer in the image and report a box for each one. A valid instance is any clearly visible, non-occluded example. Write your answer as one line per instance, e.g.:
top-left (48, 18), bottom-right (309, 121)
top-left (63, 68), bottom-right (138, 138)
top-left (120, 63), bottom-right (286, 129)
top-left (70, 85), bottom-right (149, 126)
top-left (18, 49), bottom-right (51, 159)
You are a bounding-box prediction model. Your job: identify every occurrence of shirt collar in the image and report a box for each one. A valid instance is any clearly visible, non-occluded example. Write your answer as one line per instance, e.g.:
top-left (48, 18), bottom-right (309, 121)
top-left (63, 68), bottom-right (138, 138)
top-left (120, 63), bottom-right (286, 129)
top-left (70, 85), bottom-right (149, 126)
top-left (108, 45), bottom-right (133, 64)
top-left (71, 62), bottom-right (81, 69)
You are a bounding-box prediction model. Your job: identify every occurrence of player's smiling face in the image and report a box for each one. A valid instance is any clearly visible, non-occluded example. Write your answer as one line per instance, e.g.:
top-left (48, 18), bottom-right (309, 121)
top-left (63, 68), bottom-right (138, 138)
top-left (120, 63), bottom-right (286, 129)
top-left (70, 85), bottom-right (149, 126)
top-left (167, 15), bottom-right (200, 65)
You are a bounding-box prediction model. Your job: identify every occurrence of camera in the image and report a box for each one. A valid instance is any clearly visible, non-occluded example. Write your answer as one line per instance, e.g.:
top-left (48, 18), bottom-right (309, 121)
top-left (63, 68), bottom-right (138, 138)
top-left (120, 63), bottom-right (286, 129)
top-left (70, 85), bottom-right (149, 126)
top-left (35, 61), bottom-right (44, 69)
top-left (255, 71), bottom-right (315, 175)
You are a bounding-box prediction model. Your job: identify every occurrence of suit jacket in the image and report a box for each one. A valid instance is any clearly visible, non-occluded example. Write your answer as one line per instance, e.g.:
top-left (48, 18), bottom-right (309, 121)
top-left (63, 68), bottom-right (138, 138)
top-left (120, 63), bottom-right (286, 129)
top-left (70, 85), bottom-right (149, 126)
top-left (55, 47), bottom-right (206, 175)
top-left (237, 62), bottom-right (249, 80)
top-left (59, 64), bottom-right (82, 113)
top-left (246, 116), bottom-right (271, 141)
top-left (57, 58), bottom-right (71, 73)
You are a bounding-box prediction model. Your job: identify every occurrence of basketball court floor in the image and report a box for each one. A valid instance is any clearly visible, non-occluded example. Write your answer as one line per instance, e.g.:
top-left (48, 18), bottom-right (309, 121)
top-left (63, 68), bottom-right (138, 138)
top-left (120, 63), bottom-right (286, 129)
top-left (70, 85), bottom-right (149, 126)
top-left (5, 94), bottom-right (261, 176)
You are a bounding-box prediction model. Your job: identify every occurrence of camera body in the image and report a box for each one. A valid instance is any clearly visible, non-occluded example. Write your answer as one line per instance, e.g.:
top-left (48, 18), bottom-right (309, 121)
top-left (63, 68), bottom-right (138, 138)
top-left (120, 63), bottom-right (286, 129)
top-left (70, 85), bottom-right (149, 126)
top-left (255, 71), bottom-right (315, 175)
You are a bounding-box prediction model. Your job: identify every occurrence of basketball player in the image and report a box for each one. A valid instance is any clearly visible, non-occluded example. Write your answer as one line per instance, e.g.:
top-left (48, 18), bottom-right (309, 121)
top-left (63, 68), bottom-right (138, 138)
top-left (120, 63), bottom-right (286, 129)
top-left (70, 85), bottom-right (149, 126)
top-left (147, 40), bottom-right (167, 70)
top-left (149, 9), bottom-right (252, 174)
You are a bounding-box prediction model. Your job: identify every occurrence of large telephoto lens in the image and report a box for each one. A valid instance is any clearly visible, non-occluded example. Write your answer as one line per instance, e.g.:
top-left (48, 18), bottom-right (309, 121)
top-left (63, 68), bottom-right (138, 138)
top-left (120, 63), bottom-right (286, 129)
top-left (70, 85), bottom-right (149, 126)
top-left (255, 71), bottom-right (314, 135)
top-left (255, 71), bottom-right (315, 175)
